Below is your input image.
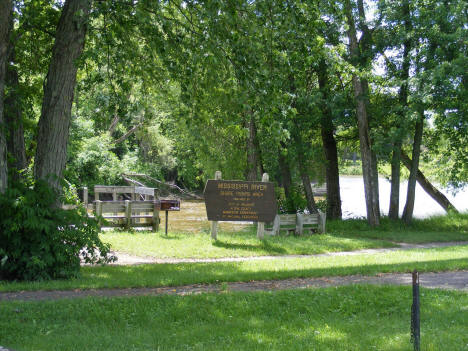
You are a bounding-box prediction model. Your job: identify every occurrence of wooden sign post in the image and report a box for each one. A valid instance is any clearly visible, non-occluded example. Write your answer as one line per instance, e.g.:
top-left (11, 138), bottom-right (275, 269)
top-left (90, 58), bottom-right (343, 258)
top-left (211, 171), bottom-right (222, 240)
top-left (257, 173), bottom-right (269, 240)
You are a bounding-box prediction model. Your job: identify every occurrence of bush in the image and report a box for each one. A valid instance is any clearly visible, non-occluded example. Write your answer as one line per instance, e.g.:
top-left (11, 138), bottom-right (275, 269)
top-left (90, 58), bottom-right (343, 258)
top-left (276, 186), bottom-right (307, 214)
top-left (0, 180), bottom-right (115, 281)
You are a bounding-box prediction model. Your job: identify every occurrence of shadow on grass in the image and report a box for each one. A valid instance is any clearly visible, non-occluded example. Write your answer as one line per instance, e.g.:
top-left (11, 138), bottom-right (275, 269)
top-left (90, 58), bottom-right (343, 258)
top-left (3, 248), bottom-right (468, 293)
top-left (1, 286), bottom-right (466, 350)
top-left (212, 239), bottom-right (288, 255)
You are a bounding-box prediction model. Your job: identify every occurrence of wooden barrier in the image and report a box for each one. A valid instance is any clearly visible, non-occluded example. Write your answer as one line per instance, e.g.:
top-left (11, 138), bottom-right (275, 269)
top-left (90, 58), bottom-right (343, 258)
top-left (296, 211), bottom-right (326, 234)
top-left (93, 185), bottom-right (157, 201)
top-left (93, 200), bottom-right (159, 231)
top-left (265, 210), bottom-right (326, 236)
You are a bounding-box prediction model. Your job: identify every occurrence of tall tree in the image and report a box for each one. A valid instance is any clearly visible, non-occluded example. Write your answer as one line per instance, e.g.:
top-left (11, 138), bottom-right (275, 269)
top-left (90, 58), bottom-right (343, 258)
top-left (343, 0), bottom-right (380, 226)
top-left (34, 0), bottom-right (91, 192)
top-left (5, 23), bottom-right (27, 179)
top-left (386, 0), bottom-right (412, 220)
top-left (317, 59), bottom-right (342, 219)
top-left (0, 0), bottom-right (13, 192)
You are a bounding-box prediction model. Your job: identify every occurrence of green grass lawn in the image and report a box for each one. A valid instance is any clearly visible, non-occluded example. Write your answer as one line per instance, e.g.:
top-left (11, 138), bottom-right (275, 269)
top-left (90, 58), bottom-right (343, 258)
top-left (1, 285), bottom-right (466, 351)
top-left (100, 213), bottom-right (468, 261)
top-left (327, 212), bottom-right (468, 243)
top-left (2, 245), bottom-right (467, 292)
top-left (100, 229), bottom-right (396, 259)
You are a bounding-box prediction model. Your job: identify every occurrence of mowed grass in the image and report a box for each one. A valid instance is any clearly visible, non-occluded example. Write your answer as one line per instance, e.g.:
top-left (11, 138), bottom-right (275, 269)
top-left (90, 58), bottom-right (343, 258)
top-left (1, 285), bottom-right (467, 351)
top-left (100, 228), bottom-right (396, 259)
top-left (2, 245), bottom-right (468, 292)
top-left (101, 212), bottom-right (468, 260)
top-left (328, 212), bottom-right (468, 243)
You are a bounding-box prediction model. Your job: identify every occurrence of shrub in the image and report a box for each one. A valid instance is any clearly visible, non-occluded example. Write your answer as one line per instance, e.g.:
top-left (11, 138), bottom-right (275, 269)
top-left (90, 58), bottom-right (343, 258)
top-left (0, 180), bottom-right (115, 281)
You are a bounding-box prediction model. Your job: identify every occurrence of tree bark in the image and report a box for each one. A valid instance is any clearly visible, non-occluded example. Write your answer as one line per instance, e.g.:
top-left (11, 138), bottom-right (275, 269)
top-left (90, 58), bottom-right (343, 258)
top-left (278, 148), bottom-right (293, 199)
top-left (389, 140), bottom-right (402, 219)
top-left (5, 34), bottom-right (27, 180)
top-left (317, 60), bottom-right (342, 220)
top-left (292, 131), bottom-right (318, 214)
top-left (402, 110), bottom-right (425, 223)
top-left (0, 0), bottom-right (12, 192)
top-left (344, 0), bottom-right (380, 226)
top-left (401, 152), bottom-right (458, 213)
top-left (34, 0), bottom-right (91, 192)
top-left (244, 111), bottom-right (259, 181)
top-left (389, 0), bottom-right (411, 220)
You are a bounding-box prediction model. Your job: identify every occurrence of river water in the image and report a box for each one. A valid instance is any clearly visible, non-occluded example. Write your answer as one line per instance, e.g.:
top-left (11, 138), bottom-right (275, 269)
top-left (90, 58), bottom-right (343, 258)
top-left (340, 176), bottom-right (468, 219)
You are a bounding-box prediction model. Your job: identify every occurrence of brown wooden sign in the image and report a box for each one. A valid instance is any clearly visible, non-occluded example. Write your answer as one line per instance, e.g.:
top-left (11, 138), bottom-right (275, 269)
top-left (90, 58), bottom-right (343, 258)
top-left (204, 180), bottom-right (277, 222)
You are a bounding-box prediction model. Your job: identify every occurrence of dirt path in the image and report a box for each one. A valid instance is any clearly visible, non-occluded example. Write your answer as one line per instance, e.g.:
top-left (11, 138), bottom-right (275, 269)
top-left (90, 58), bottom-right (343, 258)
top-left (111, 241), bottom-right (468, 265)
top-left (1, 270), bottom-right (467, 302)
top-left (1, 241), bottom-right (467, 303)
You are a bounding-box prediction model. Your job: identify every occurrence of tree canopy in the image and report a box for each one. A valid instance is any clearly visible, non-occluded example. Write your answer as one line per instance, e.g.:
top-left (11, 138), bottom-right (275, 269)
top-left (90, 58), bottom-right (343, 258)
top-left (0, 0), bottom-right (466, 225)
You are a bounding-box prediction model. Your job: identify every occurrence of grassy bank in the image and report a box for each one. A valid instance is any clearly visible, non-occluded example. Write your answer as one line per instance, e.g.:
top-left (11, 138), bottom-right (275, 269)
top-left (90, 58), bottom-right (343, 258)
top-left (100, 229), bottom-right (395, 259)
top-left (100, 213), bottom-right (468, 259)
top-left (328, 212), bottom-right (468, 243)
top-left (1, 245), bottom-right (467, 292)
top-left (1, 285), bottom-right (466, 350)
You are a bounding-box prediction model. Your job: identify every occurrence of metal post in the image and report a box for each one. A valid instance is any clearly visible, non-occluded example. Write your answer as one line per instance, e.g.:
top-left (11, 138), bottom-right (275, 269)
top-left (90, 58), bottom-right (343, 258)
top-left (411, 270), bottom-right (420, 351)
top-left (165, 210), bottom-right (169, 236)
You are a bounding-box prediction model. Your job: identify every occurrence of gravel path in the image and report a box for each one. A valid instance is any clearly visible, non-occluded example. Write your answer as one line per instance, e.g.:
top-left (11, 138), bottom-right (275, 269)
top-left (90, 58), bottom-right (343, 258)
top-left (1, 241), bottom-right (467, 303)
top-left (1, 270), bottom-right (467, 302)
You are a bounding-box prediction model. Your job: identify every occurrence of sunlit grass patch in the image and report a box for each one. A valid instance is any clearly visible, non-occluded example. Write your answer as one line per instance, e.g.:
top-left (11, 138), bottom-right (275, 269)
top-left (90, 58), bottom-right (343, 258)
top-left (328, 212), bottom-right (468, 243)
top-left (100, 228), bottom-right (396, 259)
top-left (0, 285), bottom-right (466, 350)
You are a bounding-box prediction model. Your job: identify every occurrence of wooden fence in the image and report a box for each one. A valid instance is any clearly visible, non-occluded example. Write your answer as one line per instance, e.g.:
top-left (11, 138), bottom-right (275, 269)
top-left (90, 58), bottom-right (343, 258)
top-left (92, 200), bottom-right (160, 231)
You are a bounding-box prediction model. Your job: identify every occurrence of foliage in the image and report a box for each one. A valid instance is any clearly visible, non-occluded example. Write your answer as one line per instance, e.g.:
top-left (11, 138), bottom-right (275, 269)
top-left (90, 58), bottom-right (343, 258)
top-left (66, 126), bottom-right (138, 190)
top-left (276, 184), bottom-right (307, 214)
top-left (0, 179), bottom-right (114, 281)
top-left (2, 0), bottom-right (466, 224)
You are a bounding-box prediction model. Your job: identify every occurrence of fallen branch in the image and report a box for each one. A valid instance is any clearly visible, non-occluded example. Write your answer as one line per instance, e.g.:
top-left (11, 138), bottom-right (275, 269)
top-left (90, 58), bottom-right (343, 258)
top-left (401, 152), bottom-right (458, 213)
top-left (122, 173), bottom-right (203, 199)
top-left (112, 124), bottom-right (142, 145)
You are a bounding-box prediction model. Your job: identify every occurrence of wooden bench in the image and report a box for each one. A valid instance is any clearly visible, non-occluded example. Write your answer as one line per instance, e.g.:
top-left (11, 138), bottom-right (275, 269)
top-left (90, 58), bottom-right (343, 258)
top-left (264, 210), bottom-right (326, 236)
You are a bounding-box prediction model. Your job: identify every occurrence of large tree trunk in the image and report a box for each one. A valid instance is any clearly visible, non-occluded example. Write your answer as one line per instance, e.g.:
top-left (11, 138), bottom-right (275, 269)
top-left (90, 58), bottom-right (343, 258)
top-left (402, 110), bottom-right (424, 223)
top-left (292, 132), bottom-right (318, 214)
top-left (389, 0), bottom-right (411, 220)
top-left (401, 152), bottom-right (458, 213)
top-left (317, 60), bottom-right (342, 219)
top-left (0, 0), bottom-right (12, 192)
top-left (34, 0), bottom-right (90, 192)
top-left (344, 0), bottom-right (380, 226)
top-left (5, 36), bottom-right (27, 180)
top-left (244, 112), bottom-right (259, 181)
top-left (278, 148), bottom-right (293, 199)
top-left (389, 140), bottom-right (402, 219)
